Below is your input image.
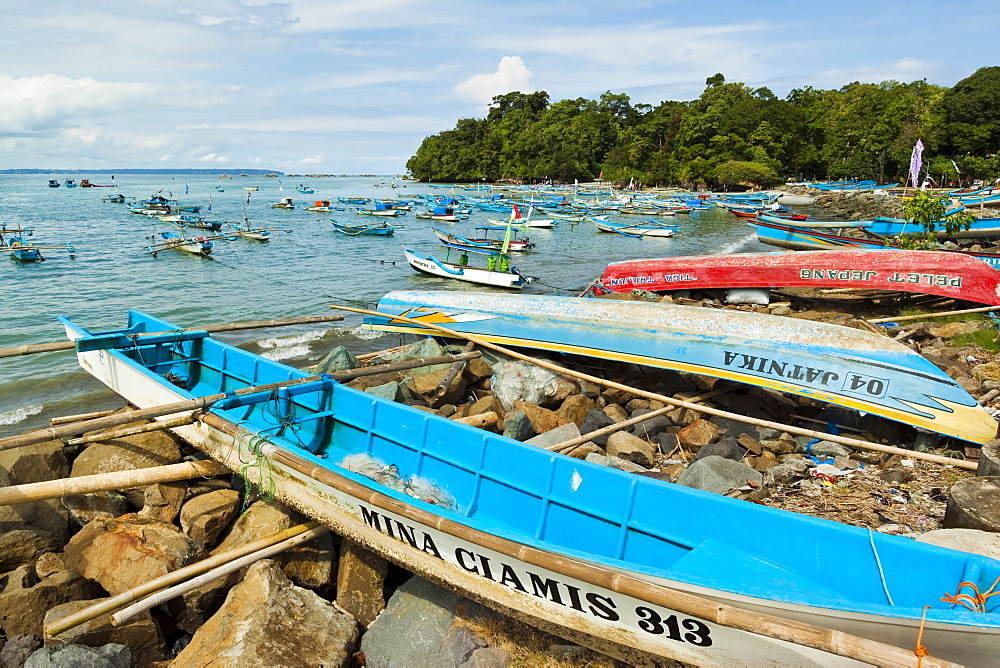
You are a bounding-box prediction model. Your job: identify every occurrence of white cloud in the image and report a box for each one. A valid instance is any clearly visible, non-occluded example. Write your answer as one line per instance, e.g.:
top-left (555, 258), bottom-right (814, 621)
top-left (0, 75), bottom-right (157, 133)
top-left (454, 56), bottom-right (533, 104)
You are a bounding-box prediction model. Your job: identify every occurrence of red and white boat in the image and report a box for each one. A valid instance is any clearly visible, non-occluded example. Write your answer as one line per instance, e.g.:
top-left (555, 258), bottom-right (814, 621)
top-left (598, 249), bottom-right (1000, 305)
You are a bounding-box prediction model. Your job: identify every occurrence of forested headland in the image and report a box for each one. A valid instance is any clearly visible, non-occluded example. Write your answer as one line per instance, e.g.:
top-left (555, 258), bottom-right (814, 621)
top-left (405, 67), bottom-right (1000, 189)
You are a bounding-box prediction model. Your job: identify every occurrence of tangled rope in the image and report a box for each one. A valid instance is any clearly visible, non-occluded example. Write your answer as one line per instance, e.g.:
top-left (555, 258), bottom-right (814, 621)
top-left (940, 575), bottom-right (1000, 613)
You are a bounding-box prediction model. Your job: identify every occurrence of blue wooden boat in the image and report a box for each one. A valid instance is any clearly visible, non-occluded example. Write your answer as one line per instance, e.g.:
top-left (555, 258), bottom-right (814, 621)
top-left (0, 224), bottom-right (75, 262)
top-left (331, 220), bottom-right (395, 236)
top-left (297, 185), bottom-right (315, 194)
top-left (145, 231), bottom-right (213, 257)
top-left (758, 212), bottom-right (1000, 240)
top-left (433, 227), bottom-right (533, 252)
top-left (59, 309), bottom-right (1000, 665)
top-left (64, 179), bottom-right (77, 188)
top-left (592, 218), bottom-right (677, 238)
top-left (366, 291), bottom-right (998, 445)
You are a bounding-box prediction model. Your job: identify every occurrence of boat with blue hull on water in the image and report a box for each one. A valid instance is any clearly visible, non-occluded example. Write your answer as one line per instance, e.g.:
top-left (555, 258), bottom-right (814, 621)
top-left (59, 308), bottom-right (1000, 666)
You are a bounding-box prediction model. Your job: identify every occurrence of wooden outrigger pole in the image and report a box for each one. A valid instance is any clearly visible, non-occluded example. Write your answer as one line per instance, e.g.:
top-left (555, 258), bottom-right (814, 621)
top-left (0, 315), bottom-right (347, 359)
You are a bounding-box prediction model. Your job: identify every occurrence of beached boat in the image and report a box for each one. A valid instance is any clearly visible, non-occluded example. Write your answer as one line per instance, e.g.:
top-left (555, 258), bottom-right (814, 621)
top-left (747, 219), bottom-right (1000, 272)
top-left (331, 220), bottom-right (395, 236)
top-left (598, 250), bottom-right (1000, 305)
top-left (403, 247), bottom-right (534, 289)
top-left (434, 227), bottom-right (534, 252)
top-left (758, 212), bottom-right (1000, 240)
top-left (59, 308), bottom-right (1000, 666)
top-left (367, 291), bottom-right (998, 445)
top-left (145, 231), bottom-right (214, 257)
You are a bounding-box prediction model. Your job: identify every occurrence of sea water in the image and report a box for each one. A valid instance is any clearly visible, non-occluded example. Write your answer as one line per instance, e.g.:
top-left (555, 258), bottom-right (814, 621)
top-left (0, 173), bottom-right (771, 436)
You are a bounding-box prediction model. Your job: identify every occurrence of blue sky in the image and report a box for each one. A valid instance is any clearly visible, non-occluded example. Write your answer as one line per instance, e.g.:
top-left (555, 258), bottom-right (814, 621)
top-left (2, 1), bottom-right (997, 174)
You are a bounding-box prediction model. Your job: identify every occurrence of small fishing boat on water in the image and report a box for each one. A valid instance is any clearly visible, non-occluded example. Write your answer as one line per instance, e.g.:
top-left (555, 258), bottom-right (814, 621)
top-left (129, 195), bottom-right (173, 216)
top-left (47, 179), bottom-right (60, 188)
top-left (433, 227), bottom-right (534, 252)
top-left (597, 249), bottom-right (1000, 305)
top-left (593, 218), bottom-right (677, 238)
top-left (300, 200), bottom-right (342, 213)
top-left (145, 231), bottom-right (215, 257)
top-left (356, 202), bottom-right (403, 217)
top-left (102, 193), bottom-right (127, 203)
top-left (402, 247), bottom-right (535, 289)
top-left (0, 224), bottom-right (76, 262)
top-left (64, 179), bottom-right (77, 188)
top-left (296, 185), bottom-right (315, 194)
top-left (415, 206), bottom-right (462, 222)
top-left (269, 197), bottom-right (296, 209)
top-left (58, 304), bottom-right (999, 666)
top-left (331, 220), bottom-right (396, 236)
top-left (167, 216), bottom-right (223, 232)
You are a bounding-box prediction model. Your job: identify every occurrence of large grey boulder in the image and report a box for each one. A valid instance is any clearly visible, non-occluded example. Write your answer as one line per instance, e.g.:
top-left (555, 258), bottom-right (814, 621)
top-left (24, 643), bottom-right (130, 668)
top-left (43, 598), bottom-right (164, 666)
top-left (361, 576), bottom-right (499, 668)
top-left (676, 455), bottom-right (762, 495)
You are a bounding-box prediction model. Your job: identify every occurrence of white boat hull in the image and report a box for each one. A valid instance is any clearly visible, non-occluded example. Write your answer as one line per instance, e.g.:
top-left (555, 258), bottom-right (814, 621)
top-left (404, 248), bottom-right (532, 289)
top-left (58, 332), bottom-right (875, 666)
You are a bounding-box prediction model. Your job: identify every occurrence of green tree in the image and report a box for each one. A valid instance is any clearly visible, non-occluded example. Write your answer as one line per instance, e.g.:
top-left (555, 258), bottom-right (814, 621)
top-left (943, 67), bottom-right (1000, 156)
top-left (712, 160), bottom-right (781, 189)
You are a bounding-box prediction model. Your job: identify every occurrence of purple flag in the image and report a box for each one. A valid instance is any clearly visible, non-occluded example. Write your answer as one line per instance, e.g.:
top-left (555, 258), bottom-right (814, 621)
top-left (910, 139), bottom-right (924, 188)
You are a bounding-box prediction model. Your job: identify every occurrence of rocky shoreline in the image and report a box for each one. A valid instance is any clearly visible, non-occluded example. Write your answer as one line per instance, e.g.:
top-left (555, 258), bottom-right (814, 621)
top-left (2, 190), bottom-right (1000, 666)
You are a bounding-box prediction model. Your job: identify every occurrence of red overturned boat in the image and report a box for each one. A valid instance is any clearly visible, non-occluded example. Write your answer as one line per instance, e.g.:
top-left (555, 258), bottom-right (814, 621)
top-left (597, 249), bottom-right (1000, 305)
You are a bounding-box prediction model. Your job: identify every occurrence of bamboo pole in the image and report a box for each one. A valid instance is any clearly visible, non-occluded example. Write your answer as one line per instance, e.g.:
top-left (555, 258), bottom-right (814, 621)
top-left (64, 415), bottom-right (196, 446)
top-left (330, 304), bottom-right (978, 470)
top-left (453, 411), bottom-right (499, 429)
top-left (0, 460), bottom-right (227, 506)
top-left (45, 521), bottom-right (323, 637)
top-left (110, 525), bottom-right (330, 627)
top-left (868, 304), bottom-right (999, 324)
top-left (435, 342), bottom-right (476, 397)
top-left (0, 315), bottom-right (346, 359)
top-left (198, 412), bottom-right (957, 668)
top-left (0, 351), bottom-right (482, 453)
top-left (50, 409), bottom-right (117, 425)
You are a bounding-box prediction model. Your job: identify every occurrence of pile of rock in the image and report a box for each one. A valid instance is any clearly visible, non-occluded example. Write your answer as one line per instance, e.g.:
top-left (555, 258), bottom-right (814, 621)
top-left (0, 425), bottom-right (359, 666)
top-left (3, 312), bottom-right (1000, 667)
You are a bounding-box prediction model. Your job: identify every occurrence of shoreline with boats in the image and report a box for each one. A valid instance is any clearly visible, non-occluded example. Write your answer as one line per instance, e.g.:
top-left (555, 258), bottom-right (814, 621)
top-left (2, 176), bottom-right (1000, 666)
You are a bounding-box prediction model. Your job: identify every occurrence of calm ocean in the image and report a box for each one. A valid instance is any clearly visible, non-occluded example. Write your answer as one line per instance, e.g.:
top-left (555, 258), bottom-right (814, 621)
top-left (0, 173), bottom-right (772, 436)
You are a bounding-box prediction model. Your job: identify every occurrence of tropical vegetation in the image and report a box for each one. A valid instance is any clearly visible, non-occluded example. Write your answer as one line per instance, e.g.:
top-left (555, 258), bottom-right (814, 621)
top-left (406, 67), bottom-right (1000, 189)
